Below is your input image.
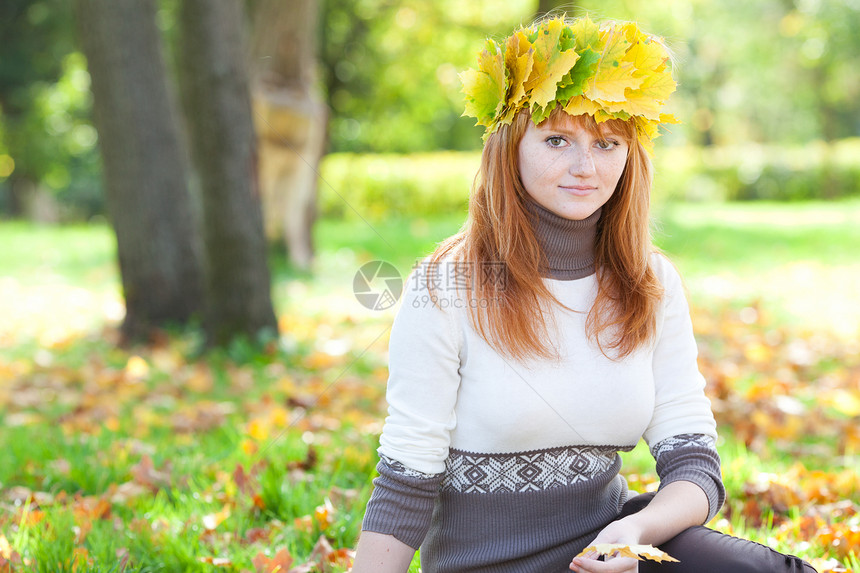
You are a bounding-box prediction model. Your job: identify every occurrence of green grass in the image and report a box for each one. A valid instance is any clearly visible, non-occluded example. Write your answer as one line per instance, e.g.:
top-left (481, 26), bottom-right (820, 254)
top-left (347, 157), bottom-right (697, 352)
top-left (293, 199), bottom-right (860, 336)
top-left (1, 200), bottom-right (859, 571)
top-left (0, 220), bottom-right (116, 290)
top-left (654, 200), bottom-right (860, 336)
top-left (654, 199), bottom-right (860, 270)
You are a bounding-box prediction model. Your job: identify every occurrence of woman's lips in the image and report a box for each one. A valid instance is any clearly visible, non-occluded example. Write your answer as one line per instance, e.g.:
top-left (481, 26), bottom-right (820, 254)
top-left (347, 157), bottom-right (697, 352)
top-left (560, 185), bottom-right (597, 196)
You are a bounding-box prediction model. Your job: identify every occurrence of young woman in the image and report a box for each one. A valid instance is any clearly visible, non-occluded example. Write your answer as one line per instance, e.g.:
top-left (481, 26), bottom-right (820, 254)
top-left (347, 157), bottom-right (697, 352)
top-left (351, 16), bottom-right (818, 573)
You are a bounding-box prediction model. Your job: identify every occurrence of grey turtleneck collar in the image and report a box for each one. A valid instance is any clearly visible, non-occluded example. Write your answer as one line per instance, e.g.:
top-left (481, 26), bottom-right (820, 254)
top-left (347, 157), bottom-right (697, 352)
top-left (524, 199), bottom-right (601, 280)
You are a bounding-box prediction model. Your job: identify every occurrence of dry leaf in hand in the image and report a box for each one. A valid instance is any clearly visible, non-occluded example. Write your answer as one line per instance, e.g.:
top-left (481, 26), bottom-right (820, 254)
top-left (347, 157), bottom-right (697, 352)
top-left (577, 543), bottom-right (679, 563)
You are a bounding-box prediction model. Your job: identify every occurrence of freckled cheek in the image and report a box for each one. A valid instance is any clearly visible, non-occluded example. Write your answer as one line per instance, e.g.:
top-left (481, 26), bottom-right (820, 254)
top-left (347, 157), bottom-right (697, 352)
top-left (603, 157), bottom-right (627, 188)
top-left (523, 157), bottom-right (556, 187)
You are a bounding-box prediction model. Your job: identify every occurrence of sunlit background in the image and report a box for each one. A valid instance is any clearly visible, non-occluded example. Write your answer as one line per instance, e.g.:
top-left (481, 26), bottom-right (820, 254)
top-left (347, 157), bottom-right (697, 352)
top-left (3, 0), bottom-right (860, 345)
top-left (1, 0), bottom-right (859, 571)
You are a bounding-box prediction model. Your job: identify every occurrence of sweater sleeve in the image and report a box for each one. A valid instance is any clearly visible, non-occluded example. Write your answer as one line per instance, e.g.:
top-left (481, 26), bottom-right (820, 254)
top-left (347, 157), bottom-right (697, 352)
top-left (651, 433), bottom-right (726, 522)
top-left (361, 455), bottom-right (445, 549)
top-left (644, 256), bottom-right (718, 445)
top-left (361, 260), bottom-right (463, 546)
top-left (644, 256), bottom-right (725, 520)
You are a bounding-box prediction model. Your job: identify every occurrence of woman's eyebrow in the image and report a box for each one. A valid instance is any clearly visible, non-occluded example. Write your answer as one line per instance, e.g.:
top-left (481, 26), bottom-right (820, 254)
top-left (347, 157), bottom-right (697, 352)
top-left (537, 123), bottom-right (584, 136)
top-left (539, 123), bottom-right (617, 139)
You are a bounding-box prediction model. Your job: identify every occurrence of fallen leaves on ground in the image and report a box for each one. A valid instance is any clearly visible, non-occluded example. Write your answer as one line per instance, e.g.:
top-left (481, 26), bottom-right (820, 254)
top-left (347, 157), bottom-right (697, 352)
top-left (0, 296), bottom-right (857, 570)
top-left (248, 536), bottom-right (355, 573)
top-left (694, 300), bottom-right (860, 457)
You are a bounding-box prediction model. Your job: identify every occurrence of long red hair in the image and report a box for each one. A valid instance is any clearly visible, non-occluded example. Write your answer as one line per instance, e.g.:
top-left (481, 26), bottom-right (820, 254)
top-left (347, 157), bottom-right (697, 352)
top-left (429, 108), bottom-right (663, 361)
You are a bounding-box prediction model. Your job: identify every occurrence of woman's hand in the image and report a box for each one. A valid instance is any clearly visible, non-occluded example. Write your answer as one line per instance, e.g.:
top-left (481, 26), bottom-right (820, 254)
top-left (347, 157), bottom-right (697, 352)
top-left (569, 517), bottom-right (643, 573)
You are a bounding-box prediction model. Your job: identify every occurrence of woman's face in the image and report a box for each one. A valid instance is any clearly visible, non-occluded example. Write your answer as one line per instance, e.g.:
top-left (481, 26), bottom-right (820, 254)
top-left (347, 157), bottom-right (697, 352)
top-left (517, 114), bottom-right (629, 221)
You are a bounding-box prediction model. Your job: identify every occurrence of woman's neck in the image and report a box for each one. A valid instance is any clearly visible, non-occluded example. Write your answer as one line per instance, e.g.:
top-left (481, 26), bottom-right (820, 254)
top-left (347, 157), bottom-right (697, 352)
top-left (525, 199), bottom-right (601, 280)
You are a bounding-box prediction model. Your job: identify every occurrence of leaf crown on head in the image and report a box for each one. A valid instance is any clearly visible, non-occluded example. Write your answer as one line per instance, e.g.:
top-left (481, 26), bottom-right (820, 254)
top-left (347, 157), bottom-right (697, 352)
top-left (459, 15), bottom-right (680, 154)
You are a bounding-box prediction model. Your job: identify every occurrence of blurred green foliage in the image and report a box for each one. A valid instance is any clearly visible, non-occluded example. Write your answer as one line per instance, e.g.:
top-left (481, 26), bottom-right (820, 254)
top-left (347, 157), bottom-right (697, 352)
top-left (315, 0), bottom-right (860, 151)
top-left (318, 0), bottom-right (532, 152)
top-left (658, 139), bottom-right (860, 201)
top-left (319, 152), bottom-right (476, 219)
top-left (1, 0), bottom-right (859, 218)
top-left (0, 0), bottom-right (100, 217)
top-left (319, 139), bottom-right (860, 220)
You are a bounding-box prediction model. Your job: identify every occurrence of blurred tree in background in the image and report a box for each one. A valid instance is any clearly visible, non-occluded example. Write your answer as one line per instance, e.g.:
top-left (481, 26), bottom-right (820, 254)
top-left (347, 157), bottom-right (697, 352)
top-left (73, 0), bottom-right (206, 342)
top-left (178, 0), bottom-right (279, 345)
top-left (71, 0), bottom-right (277, 346)
top-left (251, 0), bottom-right (327, 269)
top-left (1, 0), bottom-right (858, 216)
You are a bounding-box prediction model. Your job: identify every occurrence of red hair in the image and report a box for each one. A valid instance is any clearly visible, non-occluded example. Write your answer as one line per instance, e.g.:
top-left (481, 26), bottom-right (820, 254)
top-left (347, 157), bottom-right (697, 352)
top-left (429, 108), bottom-right (663, 361)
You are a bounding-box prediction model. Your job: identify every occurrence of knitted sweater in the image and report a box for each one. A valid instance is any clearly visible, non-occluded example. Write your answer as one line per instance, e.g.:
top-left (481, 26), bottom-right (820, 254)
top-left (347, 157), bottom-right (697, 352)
top-left (362, 202), bottom-right (725, 573)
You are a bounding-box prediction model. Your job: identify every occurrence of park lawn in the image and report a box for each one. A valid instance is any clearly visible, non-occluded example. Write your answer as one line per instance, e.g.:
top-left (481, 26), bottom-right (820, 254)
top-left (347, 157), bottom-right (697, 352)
top-left (0, 200), bottom-right (858, 572)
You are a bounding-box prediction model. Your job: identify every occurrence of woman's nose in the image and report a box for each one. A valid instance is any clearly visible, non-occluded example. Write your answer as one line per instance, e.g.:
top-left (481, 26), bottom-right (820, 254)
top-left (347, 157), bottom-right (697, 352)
top-left (567, 146), bottom-right (596, 177)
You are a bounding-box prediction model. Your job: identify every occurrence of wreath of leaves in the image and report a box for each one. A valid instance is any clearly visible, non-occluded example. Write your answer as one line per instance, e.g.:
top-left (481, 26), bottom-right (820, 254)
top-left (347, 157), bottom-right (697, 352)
top-left (460, 15), bottom-right (680, 154)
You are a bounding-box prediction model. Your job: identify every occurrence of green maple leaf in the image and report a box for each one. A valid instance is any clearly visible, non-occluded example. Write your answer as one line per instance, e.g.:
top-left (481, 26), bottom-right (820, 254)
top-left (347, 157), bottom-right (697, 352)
top-left (531, 100), bottom-right (557, 124)
top-left (459, 40), bottom-right (506, 126)
top-left (555, 47), bottom-right (600, 104)
top-left (524, 18), bottom-right (580, 110)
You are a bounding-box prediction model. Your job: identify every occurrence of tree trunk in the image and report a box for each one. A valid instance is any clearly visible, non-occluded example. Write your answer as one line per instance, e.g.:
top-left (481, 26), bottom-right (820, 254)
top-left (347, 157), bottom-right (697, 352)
top-left (250, 0), bottom-right (326, 270)
top-left (73, 0), bottom-right (205, 342)
top-left (178, 0), bottom-right (278, 345)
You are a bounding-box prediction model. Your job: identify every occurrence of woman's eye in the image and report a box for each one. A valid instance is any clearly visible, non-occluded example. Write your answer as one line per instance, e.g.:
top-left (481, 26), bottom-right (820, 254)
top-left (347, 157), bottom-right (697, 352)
top-left (595, 139), bottom-right (617, 150)
top-left (546, 136), bottom-right (566, 147)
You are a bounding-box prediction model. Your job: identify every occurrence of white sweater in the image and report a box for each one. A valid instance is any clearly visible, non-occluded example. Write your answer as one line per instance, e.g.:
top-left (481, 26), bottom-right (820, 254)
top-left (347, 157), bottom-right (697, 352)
top-left (378, 253), bottom-right (718, 475)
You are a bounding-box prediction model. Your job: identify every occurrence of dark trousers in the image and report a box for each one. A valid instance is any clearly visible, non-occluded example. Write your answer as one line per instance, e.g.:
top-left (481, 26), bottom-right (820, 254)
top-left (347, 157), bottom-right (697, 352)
top-left (617, 493), bottom-right (818, 573)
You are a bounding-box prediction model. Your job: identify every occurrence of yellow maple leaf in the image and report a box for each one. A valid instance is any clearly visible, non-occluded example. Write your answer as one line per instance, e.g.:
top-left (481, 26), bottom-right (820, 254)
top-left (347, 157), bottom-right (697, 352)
top-left (568, 15), bottom-right (600, 51)
top-left (586, 60), bottom-right (642, 103)
top-left (563, 95), bottom-right (602, 117)
top-left (524, 18), bottom-right (581, 110)
top-left (634, 116), bottom-right (661, 154)
top-left (499, 30), bottom-right (534, 125)
top-left (623, 37), bottom-right (669, 72)
top-left (596, 24), bottom-right (631, 64)
top-left (622, 72), bottom-right (677, 120)
top-left (593, 108), bottom-right (629, 123)
top-left (585, 25), bottom-right (643, 103)
top-left (505, 30), bottom-right (534, 106)
top-left (577, 543), bottom-right (679, 563)
top-left (459, 41), bottom-right (505, 126)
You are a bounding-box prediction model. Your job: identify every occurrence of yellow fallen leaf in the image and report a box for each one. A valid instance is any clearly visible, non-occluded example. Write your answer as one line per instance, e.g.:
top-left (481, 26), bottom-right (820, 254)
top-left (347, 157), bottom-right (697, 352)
top-left (314, 497), bottom-right (336, 530)
top-left (0, 534), bottom-right (12, 559)
top-left (577, 543), bottom-right (679, 563)
top-left (124, 355), bottom-right (149, 381)
top-left (202, 505), bottom-right (231, 531)
top-left (824, 389), bottom-right (860, 417)
top-left (197, 556), bottom-right (232, 566)
top-left (247, 419), bottom-right (269, 441)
